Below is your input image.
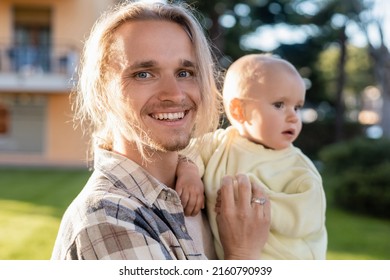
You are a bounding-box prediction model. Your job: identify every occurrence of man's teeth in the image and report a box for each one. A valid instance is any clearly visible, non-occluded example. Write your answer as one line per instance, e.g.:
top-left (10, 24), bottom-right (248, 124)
top-left (152, 112), bottom-right (185, 120)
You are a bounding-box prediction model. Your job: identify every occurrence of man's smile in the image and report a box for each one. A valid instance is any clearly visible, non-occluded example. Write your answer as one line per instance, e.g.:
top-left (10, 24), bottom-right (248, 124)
top-left (150, 111), bottom-right (186, 121)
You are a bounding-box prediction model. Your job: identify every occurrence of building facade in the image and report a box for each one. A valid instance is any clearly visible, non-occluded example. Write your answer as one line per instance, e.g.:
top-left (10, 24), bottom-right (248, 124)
top-left (0, 0), bottom-right (117, 166)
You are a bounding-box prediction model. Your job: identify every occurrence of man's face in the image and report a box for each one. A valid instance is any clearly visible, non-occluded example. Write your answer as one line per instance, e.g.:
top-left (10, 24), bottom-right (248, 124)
top-left (112, 20), bottom-right (200, 152)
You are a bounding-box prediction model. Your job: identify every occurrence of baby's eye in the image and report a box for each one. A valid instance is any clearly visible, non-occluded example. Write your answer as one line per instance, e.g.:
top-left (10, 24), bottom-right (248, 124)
top-left (273, 102), bottom-right (284, 109)
top-left (295, 105), bottom-right (303, 112)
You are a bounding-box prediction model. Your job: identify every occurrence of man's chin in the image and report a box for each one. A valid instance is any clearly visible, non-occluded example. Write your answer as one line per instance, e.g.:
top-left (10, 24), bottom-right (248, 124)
top-left (163, 138), bottom-right (192, 152)
top-left (165, 144), bottom-right (189, 152)
top-left (145, 137), bottom-right (190, 153)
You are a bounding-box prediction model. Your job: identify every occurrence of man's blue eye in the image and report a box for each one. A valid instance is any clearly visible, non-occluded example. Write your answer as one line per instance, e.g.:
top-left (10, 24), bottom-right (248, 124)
top-left (178, 70), bottom-right (191, 78)
top-left (136, 72), bottom-right (150, 78)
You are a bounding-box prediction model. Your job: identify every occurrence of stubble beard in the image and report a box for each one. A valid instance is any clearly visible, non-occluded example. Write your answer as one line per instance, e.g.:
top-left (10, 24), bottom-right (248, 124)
top-left (141, 128), bottom-right (192, 152)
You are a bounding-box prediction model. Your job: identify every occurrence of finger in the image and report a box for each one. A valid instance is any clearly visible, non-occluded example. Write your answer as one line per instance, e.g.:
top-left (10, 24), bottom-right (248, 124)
top-left (192, 195), bottom-right (204, 216)
top-left (220, 175), bottom-right (236, 208)
top-left (215, 190), bottom-right (221, 212)
top-left (214, 204), bottom-right (221, 214)
top-left (250, 180), bottom-right (267, 203)
top-left (216, 189), bottom-right (221, 201)
top-left (176, 186), bottom-right (183, 197)
top-left (180, 191), bottom-right (190, 209)
top-left (215, 199), bottom-right (221, 210)
top-left (189, 205), bottom-right (200, 217)
top-left (250, 181), bottom-right (269, 214)
top-left (262, 194), bottom-right (271, 220)
top-left (200, 193), bottom-right (205, 209)
top-left (187, 200), bottom-right (197, 216)
top-left (235, 174), bottom-right (252, 207)
top-left (232, 177), bottom-right (238, 201)
top-left (253, 191), bottom-right (271, 222)
top-left (216, 191), bottom-right (221, 203)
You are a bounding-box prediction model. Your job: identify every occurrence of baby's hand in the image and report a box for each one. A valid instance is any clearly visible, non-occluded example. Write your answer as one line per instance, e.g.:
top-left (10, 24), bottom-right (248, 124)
top-left (176, 156), bottom-right (205, 216)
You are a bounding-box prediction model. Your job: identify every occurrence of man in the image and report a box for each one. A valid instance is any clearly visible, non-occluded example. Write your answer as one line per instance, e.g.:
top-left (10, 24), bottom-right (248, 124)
top-left (52, 1), bottom-right (270, 260)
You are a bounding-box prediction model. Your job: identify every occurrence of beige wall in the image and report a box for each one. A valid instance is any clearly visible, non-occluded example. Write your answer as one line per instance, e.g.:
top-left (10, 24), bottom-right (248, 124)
top-left (0, 93), bottom-right (90, 167)
top-left (0, 0), bottom-right (116, 49)
top-left (54, 0), bottom-right (116, 50)
top-left (45, 93), bottom-right (89, 166)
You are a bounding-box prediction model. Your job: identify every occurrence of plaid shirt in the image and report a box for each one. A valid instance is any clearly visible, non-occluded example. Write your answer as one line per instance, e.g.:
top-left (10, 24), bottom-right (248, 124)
top-left (51, 149), bottom-right (206, 260)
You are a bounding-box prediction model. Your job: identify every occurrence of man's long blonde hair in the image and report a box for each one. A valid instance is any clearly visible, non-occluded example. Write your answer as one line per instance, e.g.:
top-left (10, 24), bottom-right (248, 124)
top-left (72, 1), bottom-right (222, 162)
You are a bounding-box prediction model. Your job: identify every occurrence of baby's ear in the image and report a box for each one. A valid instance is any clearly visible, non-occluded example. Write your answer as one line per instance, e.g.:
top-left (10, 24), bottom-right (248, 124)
top-left (229, 98), bottom-right (245, 123)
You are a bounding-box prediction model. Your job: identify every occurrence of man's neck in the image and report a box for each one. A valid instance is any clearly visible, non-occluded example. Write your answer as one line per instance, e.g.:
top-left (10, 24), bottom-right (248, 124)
top-left (112, 141), bottom-right (178, 188)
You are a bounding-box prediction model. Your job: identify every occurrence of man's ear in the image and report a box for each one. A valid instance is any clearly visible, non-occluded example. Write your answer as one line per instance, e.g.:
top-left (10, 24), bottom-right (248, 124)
top-left (229, 98), bottom-right (245, 123)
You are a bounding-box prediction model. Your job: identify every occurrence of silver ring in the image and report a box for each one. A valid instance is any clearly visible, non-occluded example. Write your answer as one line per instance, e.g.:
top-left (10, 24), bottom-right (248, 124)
top-left (251, 197), bottom-right (266, 205)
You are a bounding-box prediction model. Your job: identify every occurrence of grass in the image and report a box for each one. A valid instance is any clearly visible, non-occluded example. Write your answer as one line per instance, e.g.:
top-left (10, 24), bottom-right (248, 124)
top-left (323, 172), bottom-right (390, 260)
top-left (0, 167), bottom-right (390, 260)
top-left (0, 168), bottom-right (90, 259)
top-left (326, 207), bottom-right (390, 260)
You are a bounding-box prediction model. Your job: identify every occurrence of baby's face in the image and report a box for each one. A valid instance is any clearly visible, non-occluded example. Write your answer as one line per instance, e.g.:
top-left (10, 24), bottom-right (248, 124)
top-left (238, 71), bottom-right (305, 150)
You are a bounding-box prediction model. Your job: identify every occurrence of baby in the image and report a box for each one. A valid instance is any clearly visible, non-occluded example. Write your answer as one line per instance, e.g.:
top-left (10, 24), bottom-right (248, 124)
top-left (178, 54), bottom-right (327, 259)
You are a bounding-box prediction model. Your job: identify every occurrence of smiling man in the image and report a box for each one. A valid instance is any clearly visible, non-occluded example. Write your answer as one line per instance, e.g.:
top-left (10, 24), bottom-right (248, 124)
top-left (51, 1), bottom-right (270, 260)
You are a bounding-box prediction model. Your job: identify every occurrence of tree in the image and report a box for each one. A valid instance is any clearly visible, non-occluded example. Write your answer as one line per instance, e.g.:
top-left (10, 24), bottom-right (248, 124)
top-left (317, 45), bottom-right (374, 100)
top-left (183, 0), bottom-right (338, 103)
top-left (181, 0), bottom-right (377, 139)
top-left (313, 0), bottom-right (364, 141)
top-left (358, 0), bottom-right (390, 137)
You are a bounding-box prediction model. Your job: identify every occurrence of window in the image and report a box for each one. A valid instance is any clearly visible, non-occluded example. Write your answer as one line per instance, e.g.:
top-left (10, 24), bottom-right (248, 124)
top-left (11, 6), bottom-right (52, 72)
top-left (0, 104), bottom-right (9, 134)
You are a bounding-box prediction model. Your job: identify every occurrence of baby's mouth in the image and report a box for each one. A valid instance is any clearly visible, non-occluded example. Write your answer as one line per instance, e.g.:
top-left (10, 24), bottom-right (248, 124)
top-left (283, 129), bottom-right (295, 135)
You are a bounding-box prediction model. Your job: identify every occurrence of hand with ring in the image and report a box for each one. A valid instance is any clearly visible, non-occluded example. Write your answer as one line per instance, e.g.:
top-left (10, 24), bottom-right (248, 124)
top-left (251, 197), bottom-right (267, 205)
top-left (215, 173), bottom-right (271, 259)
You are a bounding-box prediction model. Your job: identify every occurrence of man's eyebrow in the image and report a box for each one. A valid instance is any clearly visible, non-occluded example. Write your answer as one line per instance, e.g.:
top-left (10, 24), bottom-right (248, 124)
top-left (126, 59), bottom-right (196, 73)
top-left (128, 60), bottom-right (157, 70)
top-left (182, 59), bottom-right (196, 68)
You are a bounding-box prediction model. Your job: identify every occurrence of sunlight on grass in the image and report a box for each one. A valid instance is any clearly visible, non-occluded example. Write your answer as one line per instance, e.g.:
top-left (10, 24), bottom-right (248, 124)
top-left (0, 168), bottom-right (90, 260)
top-left (0, 200), bottom-right (61, 259)
top-left (326, 207), bottom-right (390, 260)
top-left (327, 251), bottom-right (376, 260)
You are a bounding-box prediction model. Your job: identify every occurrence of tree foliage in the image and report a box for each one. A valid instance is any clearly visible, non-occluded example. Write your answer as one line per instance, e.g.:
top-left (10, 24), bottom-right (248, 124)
top-left (175, 0), bottom-right (381, 138)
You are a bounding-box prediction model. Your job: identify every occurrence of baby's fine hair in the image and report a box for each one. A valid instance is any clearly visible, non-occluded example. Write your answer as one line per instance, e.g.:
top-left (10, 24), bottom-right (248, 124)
top-left (222, 53), bottom-right (301, 122)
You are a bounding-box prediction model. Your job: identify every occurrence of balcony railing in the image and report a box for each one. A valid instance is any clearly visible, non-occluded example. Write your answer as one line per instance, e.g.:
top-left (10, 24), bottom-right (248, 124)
top-left (0, 42), bottom-right (79, 92)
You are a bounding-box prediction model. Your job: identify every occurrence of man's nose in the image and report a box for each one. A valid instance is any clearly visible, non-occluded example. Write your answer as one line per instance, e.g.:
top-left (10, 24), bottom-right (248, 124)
top-left (158, 76), bottom-right (185, 102)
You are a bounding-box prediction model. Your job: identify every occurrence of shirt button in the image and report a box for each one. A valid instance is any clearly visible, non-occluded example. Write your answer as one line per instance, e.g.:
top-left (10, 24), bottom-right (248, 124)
top-left (180, 225), bottom-right (187, 233)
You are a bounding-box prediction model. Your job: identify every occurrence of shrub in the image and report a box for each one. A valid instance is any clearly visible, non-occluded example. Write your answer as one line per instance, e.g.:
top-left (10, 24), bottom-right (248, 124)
top-left (319, 137), bottom-right (390, 219)
top-left (294, 121), bottom-right (363, 160)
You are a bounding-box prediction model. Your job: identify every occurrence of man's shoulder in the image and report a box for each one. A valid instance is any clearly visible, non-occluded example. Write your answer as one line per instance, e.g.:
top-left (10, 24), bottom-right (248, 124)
top-left (53, 173), bottom-right (149, 253)
top-left (92, 149), bottom-right (164, 205)
top-left (83, 169), bottom-right (156, 214)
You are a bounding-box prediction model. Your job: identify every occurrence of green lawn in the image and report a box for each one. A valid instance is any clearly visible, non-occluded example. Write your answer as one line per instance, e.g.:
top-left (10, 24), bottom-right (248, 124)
top-left (326, 207), bottom-right (390, 259)
top-left (0, 168), bottom-right (389, 260)
top-left (0, 168), bottom-right (90, 259)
